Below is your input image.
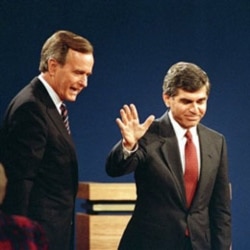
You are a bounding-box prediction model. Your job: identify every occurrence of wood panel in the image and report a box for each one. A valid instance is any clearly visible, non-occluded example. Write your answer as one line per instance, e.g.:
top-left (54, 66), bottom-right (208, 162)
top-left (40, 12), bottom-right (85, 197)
top-left (76, 213), bottom-right (131, 250)
top-left (76, 182), bottom-right (136, 250)
top-left (77, 182), bottom-right (136, 201)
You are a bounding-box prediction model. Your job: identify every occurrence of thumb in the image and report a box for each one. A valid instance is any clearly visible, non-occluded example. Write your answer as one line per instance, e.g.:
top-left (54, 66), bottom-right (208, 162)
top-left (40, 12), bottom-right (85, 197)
top-left (143, 115), bottom-right (155, 130)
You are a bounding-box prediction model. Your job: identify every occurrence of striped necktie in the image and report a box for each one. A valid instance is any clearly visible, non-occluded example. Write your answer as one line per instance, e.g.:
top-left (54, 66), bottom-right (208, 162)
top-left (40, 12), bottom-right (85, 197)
top-left (60, 103), bottom-right (71, 134)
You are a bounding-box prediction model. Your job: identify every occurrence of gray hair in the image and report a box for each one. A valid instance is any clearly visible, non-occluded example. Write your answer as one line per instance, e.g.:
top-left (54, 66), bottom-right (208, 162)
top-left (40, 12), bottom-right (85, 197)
top-left (39, 30), bottom-right (93, 72)
top-left (162, 62), bottom-right (210, 96)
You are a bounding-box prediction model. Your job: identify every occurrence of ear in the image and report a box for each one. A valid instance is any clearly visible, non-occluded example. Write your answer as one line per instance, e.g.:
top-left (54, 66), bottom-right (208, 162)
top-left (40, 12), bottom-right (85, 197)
top-left (162, 93), bottom-right (170, 108)
top-left (47, 58), bottom-right (58, 76)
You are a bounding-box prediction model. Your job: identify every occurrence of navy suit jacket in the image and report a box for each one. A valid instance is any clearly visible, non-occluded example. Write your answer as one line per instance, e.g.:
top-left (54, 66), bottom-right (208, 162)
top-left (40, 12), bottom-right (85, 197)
top-left (106, 112), bottom-right (231, 250)
top-left (1, 77), bottom-right (78, 250)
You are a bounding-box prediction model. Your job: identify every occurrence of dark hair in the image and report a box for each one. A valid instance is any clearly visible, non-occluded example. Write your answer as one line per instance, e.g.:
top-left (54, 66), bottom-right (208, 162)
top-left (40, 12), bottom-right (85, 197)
top-left (162, 62), bottom-right (210, 96)
top-left (39, 30), bottom-right (94, 72)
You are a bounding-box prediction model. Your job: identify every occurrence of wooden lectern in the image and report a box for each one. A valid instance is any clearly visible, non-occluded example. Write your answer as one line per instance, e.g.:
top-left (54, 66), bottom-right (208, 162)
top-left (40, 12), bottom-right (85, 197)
top-left (76, 182), bottom-right (136, 250)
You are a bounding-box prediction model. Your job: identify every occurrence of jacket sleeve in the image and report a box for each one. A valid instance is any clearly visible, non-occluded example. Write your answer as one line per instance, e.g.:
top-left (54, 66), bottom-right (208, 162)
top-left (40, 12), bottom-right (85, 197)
top-left (105, 140), bottom-right (146, 177)
top-left (2, 101), bottom-right (48, 215)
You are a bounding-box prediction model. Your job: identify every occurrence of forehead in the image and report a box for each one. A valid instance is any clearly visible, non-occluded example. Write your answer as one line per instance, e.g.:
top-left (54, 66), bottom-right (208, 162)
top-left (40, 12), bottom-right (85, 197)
top-left (64, 49), bottom-right (94, 72)
top-left (65, 49), bottom-right (94, 64)
top-left (175, 86), bottom-right (208, 99)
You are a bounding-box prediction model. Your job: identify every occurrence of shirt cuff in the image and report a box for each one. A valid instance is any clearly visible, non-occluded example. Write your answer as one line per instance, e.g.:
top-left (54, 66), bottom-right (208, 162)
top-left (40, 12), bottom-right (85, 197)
top-left (122, 143), bottom-right (138, 160)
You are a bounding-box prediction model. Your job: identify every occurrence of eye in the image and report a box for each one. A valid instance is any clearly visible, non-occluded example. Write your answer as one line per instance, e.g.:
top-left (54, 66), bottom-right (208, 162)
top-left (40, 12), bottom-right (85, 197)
top-left (197, 98), bottom-right (207, 104)
top-left (74, 70), bottom-right (83, 75)
top-left (181, 99), bottom-right (192, 105)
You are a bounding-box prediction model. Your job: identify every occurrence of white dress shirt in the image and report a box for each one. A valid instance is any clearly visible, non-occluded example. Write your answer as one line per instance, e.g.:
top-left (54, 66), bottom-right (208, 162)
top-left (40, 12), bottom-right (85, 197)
top-left (168, 111), bottom-right (200, 177)
top-left (38, 74), bottom-right (63, 115)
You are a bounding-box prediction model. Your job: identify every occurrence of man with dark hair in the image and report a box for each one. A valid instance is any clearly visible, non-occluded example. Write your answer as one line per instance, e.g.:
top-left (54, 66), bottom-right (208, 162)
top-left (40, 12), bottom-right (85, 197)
top-left (106, 62), bottom-right (231, 249)
top-left (1, 30), bottom-right (94, 250)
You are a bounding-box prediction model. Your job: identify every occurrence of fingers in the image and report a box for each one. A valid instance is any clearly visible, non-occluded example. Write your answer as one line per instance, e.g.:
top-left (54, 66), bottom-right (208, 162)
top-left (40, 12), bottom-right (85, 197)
top-left (143, 115), bottom-right (155, 130)
top-left (118, 104), bottom-right (154, 126)
top-left (129, 104), bottom-right (138, 120)
top-left (116, 104), bottom-right (155, 146)
top-left (119, 104), bottom-right (138, 124)
top-left (119, 108), bottom-right (128, 125)
top-left (115, 118), bottom-right (124, 130)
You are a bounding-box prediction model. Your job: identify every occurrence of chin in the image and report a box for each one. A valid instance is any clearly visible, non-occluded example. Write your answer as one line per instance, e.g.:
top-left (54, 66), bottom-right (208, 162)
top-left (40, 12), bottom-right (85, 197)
top-left (66, 96), bottom-right (77, 102)
top-left (189, 122), bottom-right (199, 127)
top-left (183, 122), bottom-right (199, 128)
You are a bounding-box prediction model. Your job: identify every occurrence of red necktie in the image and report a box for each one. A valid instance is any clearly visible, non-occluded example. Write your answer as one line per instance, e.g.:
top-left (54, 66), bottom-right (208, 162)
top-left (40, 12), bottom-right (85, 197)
top-left (184, 130), bottom-right (198, 208)
top-left (60, 103), bottom-right (71, 134)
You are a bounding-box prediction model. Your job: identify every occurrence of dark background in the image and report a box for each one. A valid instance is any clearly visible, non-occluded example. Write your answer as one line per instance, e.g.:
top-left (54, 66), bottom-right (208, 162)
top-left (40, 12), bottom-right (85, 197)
top-left (1, 0), bottom-right (249, 248)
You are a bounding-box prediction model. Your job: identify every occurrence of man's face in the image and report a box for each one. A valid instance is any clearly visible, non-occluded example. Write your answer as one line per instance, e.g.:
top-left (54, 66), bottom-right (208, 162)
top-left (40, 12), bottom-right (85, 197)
top-left (163, 86), bottom-right (208, 128)
top-left (49, 48), bottom-right (94, 101)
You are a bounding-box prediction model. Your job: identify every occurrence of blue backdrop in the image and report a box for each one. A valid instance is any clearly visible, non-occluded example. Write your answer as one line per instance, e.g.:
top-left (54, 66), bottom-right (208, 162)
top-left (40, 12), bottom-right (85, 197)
top-left (1, 0), bottom-right (249, 248)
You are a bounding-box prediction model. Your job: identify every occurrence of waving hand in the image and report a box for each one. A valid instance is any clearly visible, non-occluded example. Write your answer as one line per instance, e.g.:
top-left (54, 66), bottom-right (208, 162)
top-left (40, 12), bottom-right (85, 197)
top-left (116, 104), bottom-right (155, 150)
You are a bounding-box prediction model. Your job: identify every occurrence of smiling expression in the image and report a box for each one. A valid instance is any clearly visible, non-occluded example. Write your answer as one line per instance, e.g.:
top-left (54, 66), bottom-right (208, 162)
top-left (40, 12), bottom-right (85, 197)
top-left (163, 86), bottom-right (208, 128)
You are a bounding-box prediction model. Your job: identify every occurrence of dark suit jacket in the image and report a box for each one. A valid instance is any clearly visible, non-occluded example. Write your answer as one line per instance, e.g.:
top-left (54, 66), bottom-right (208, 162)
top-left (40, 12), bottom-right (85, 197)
top-left (106, 112), bottom-right (231, 250)
top-left (1, 77), bottom-right (78, 250)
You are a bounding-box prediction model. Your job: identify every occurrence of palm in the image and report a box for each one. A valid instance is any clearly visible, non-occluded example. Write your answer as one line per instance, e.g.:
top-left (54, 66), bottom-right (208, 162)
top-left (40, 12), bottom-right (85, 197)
top-left (116, 104), bottom-right (155, 150)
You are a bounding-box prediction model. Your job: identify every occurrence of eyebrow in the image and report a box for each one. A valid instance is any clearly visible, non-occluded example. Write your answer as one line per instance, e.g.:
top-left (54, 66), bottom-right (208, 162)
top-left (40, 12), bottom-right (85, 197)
top-left (179, 97), bottom-right (207, 102)
top-left (74, 69), bottom-right (92, 75)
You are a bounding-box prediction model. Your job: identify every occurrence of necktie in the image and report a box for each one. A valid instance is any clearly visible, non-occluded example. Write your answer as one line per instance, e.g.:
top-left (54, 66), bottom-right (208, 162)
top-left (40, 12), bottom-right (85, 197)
top-left (60, 103), bottom-right (71, 134)
top-left (184, 130), bottom-right (198, 208)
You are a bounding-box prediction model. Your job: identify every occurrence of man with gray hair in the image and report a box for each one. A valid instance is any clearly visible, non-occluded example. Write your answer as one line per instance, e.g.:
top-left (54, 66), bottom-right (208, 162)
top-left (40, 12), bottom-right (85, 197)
top-left (1, 30), bottom-right (94, 250)
top-left (106, 62), bottom-right (231, 249)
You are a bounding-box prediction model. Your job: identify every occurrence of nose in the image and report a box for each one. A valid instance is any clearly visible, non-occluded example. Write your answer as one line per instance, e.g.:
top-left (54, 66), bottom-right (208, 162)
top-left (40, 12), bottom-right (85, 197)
top-left (190, 103), bottom-right (199, 113)
top-left (79, 75), bottom-right (88, 88)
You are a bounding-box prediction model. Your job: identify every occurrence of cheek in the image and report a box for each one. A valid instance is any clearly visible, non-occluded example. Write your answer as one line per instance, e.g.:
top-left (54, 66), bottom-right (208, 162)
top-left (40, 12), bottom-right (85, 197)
top-left (171, 107), bottom-right (185, 119)
top-left (199, 105), bottom-right (207, 114)
top-left (176, 105), bottom-right (186, 114)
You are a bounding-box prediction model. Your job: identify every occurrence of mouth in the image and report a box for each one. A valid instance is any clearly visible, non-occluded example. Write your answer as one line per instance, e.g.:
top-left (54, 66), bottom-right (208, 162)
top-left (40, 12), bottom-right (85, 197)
top-left (186, 115), bottom-right (198, 119)
top-left (185, 116), bottom-right (200, 122)
top-left (69, 87), bottom-right (80, 95)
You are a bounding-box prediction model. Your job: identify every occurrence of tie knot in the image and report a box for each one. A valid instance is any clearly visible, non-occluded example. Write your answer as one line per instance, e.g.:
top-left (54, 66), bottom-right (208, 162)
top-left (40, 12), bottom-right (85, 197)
top-left (185, 130), bottom-right (192, 140)
top-left (60, 103), bottom-right (71, 134)
top-left (60, 102), bottom-right (66, 110)
top-left (60, 103), bottom-right (67, 116)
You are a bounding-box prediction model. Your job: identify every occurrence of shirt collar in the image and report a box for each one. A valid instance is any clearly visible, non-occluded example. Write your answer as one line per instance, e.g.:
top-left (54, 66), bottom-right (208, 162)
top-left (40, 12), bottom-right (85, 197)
top-left (38, 74), bottom-right (62, 112)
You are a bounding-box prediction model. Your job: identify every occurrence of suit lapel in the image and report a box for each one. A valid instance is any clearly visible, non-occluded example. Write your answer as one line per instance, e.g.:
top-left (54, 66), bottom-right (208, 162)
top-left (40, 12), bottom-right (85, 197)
top-left (157, 112), bottom-right (186, 205)
top-left (47, 106), bottom-right (75, 145)
top-left (31, 78), bottom-right (78, 193)
top-left (156, 113), bottom-right (219, 210)
top-left (189, 125), bottom-right (215, 209)
top-left (198, 126), bottom-right (211, 184)
top-left (32, 78), bottom-right (75, 147)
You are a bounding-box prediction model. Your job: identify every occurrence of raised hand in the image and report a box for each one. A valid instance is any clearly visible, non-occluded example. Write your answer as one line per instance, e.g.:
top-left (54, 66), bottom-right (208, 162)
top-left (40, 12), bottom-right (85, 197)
top-left (116, 104), bottom-right (155, 150)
